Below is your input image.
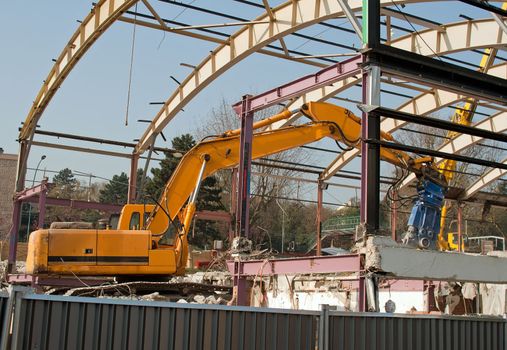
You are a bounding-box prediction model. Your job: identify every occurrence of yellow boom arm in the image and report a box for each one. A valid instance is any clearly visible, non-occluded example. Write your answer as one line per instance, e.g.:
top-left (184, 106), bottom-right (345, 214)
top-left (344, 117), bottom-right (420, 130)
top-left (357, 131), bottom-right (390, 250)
top-left (26, 101), bottom-right (442, 276)
top-left (148, 102), bottom-right (433, 250)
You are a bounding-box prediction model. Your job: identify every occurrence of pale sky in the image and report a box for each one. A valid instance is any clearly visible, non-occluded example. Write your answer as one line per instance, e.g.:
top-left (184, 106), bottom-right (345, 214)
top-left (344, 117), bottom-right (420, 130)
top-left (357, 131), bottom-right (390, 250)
top-left (0, 1), bottom-right (498, 205)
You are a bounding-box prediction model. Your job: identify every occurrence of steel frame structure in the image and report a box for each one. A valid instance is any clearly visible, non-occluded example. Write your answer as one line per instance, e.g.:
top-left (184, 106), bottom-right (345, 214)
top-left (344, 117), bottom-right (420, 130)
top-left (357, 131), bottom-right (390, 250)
top-left (225, 1), bottom-right (507, 308)
top-left (15, 0), bottom-right (507, 201)
top-left (8, 1), bottom-right (507, 308)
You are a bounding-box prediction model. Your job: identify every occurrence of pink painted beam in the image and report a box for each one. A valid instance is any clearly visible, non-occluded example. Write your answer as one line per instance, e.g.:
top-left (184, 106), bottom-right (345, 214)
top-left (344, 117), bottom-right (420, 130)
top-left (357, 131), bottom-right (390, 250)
top-left (22, 196), bottom-right (123, 212)
top-left (194, 210), bottom-right (232, 223)
top-left (232, 55), bottom-right (362, 114)
top-left (16, 181), bottom-right (52, 201)
top-left (227, 254), bottom-right (362, 276)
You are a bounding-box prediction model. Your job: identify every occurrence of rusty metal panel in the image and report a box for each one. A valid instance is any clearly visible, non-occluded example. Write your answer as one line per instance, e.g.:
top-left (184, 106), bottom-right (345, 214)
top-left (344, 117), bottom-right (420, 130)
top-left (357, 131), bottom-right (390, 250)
top-left (13, 294), bottom-right (317, 350)
top-left (329, 312), bottom-right (506, 350)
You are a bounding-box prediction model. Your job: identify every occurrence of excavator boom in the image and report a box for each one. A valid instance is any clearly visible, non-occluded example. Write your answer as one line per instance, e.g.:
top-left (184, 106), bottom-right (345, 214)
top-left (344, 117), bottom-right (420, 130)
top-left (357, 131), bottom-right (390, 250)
top-left (26, 101), bottom-right (446, 276)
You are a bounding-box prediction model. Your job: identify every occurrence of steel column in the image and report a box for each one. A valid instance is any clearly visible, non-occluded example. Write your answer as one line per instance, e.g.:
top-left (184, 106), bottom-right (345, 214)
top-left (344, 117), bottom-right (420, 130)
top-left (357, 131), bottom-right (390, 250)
top-left (232, 260), bottom-right (249, 306)
top-left (233, 95), bottom-right (255, 306)
top-left (7, 201), bottom-right (21, 274)
top-left (128, 153), bottom-right (139, 204)
top-left (359, 1), bottom-right (381, 313)
top-left (362, 0), bottom-right (381, 48)
top-left (458, 202), bottom-right (463, 252)
top-left (358, 273), bottom-right (366, 312)
top-left (235, 95), bottom-right (254, 239)
top-left (360, 64), bottom-right (381, 232)
top-left (390, 191), bottom-right (397, 241)
top-left (316, 180), bottom-right (326, 256)
top-left (37, 180), bottom-right (48, 229)
top-left (359, 0), bottom-right (381, 236)
top-left (230, 168), bottom-right (238, 243)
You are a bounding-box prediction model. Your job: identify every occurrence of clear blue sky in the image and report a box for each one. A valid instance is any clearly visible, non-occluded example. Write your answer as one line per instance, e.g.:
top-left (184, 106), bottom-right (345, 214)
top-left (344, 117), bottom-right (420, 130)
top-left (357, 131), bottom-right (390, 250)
top-left (0, 1), bottom-right (320, 184)
top-left (0, 1), bottom-right (492, 201)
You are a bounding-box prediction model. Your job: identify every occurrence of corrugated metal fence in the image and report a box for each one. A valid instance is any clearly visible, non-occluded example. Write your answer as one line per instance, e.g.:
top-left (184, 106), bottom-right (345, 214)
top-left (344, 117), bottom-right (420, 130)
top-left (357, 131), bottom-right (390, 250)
top-left (328, 313), bottom-right (506, 350)
top-left (0, 288), bottom-right (505, 350)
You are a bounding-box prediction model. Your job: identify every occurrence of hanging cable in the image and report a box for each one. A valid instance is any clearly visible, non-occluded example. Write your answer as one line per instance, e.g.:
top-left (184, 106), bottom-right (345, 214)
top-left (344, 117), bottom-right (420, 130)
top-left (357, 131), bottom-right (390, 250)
top-left (158, 0), bottom-right (198, 49)
top-left (125, 2), bottom-right (138, 126)
top-left (389, 1), bottom-right (444, 63)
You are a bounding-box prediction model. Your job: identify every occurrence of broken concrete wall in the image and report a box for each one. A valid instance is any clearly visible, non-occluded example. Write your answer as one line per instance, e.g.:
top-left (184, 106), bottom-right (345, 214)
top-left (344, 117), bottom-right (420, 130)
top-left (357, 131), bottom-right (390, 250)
top-left (378, 280), bottom-right (425, 313)
top-left (250, 274), bottom-right (358, 311)
top-left (250, 274), bottom-right (429, 313)
top-left (364, 236), bottom-right (507, 283)
top-left (479, 251), bottom-right (507, 315)
top-left (378, 290), bottom-right (424, 313)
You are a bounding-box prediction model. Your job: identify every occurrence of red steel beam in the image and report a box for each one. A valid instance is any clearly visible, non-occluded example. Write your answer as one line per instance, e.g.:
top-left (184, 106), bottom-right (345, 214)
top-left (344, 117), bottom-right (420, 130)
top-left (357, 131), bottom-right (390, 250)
top-left (16, 181), bottom-right (52, 201)
top-left (232, 55), bottom-right (362, 114)
top-left (226, 254), bottom-right (362, 276)
top-left (194, 210), bottom-right (232, 222)
top-left (22, 196), bottom-right (123, 212)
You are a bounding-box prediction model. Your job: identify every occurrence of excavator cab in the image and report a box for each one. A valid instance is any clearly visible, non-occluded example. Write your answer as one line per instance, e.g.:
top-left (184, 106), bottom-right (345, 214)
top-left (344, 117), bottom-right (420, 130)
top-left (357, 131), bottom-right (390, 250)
top-left (116, 204), bottom-right (169, 234)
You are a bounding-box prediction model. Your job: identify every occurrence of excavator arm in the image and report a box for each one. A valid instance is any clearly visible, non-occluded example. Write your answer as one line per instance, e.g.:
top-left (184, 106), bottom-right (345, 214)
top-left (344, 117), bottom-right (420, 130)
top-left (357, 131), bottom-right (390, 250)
top-left (150, 102), bottom-right (446, 263)
top-left (26, 101), bottom-right (446, 277)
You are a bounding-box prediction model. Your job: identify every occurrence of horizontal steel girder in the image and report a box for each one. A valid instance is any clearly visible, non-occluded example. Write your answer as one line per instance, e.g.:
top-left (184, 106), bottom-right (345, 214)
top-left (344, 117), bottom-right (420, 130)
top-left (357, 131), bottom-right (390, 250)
top-left (232, 55), bottom-right (362, 114)
top-left (320, 63), bottom-right (507, 180)
top-left (227, 254), bottom-right (362, 276)
top-left (366, 45), bottom-right (507, 105)
top-left (397, 111), bottom-right (507, 189)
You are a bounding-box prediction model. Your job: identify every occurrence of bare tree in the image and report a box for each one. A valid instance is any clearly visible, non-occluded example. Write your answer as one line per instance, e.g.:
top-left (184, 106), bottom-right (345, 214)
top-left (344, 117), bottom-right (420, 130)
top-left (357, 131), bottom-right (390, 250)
top-left (194, 97), bottom-right (313, 243)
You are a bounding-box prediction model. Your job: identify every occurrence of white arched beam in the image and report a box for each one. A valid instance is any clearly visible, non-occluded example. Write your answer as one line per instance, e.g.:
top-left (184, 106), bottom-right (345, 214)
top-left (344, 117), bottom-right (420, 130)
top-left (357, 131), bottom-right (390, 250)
top-left (19, 0), bottom-right (139, 141)
top-left (134, 0), bottom-right (436, 154)
top-left (319, 62), bottom-right (507, 180)
top-left (397, 110), bottom-right (507, 189)
top-left (389, 18), bottom-right (506, 56)
top-left (269, 17), bottom-right (506, 132)
top-left (462, 158), bottom-right (507, 200)
top-left (135, 0), bottom-right (350, 153)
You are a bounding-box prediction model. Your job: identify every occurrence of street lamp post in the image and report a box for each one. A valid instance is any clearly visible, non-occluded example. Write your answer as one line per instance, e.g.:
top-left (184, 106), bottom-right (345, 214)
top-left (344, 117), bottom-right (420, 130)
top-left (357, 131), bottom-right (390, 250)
top-left (275, 199), bottom-right (287, 254)
top-left (26, 155), bottom-right (46, 240)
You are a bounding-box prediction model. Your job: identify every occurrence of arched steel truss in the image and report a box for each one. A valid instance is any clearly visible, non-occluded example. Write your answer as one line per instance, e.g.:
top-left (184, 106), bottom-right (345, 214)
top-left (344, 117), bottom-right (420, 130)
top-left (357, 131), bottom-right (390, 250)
top-left (16, 0), bottom-right (507, 197)
top-left (19, 0), bottom-right (139, 141)
top-left (396, 110), bottom-right (507, 189)
top-left (318, 63), bottom-right (507, 181)
top-left (135, 16), bottom-right (505, 154)
top-left (462, 158), bottom-right (507, 200)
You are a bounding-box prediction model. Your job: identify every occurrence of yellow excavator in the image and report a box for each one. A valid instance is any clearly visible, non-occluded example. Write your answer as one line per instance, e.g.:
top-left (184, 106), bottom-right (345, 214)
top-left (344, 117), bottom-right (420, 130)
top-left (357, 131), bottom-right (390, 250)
top-left (26, 102), bottom-right (446, 276)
